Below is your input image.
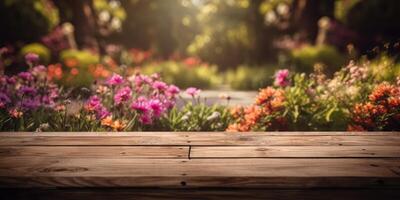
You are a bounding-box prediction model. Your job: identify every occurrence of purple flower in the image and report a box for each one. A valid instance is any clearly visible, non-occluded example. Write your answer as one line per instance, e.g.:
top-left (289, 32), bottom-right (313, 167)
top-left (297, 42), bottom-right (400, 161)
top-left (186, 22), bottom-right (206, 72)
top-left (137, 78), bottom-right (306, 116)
top-left (19, 86), bottom-right (37, 96)
top-left (114, 86), bottom-right (132, 105)
top-left (186, 87), bottom-right (201, 97)
top-left (18, 72), bottom-right (34, 81)
top-left (106, 74), bottom-right (124, 86)
top-left (274, 69), bottom-right (290, 87)
top-left (152, 81), bottom-right (168, 91)
top-left (25, 53), bottom-right (39, 64)
top-left (20, 98), bottom-right (41, 110)
top-left (167, 85), bottom-right (180, 96)
top-left (0, 92), bottom-right (11, 108)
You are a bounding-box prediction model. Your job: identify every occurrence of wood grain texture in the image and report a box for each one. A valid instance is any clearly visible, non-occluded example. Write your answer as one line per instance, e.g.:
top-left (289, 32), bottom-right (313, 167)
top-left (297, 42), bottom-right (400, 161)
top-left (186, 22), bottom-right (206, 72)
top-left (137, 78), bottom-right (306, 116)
top-left (2, 188), bottom-right (400, 200)
top-left (0, 157), bottom-right (399, 188)
top-left (0, 146), bottom-right (189, 159)
top-left (1, 133), bottom-right (400, 146)
top-left (191, 146), bottom-right (400, 158)
top-left (1, 132), bottom-right (400, 199)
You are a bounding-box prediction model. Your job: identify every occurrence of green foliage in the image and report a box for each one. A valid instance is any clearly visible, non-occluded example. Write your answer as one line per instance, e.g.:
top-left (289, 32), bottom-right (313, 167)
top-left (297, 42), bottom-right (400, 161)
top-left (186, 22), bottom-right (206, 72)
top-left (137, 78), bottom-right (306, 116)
top-left (20, 43), bottom-right (51, 63)
top-left (367, 54), bottom-right (400, 83)
top-left (160, 102), bottom-right (232, 131)
top-left (59, 49), bottom-right (100, 88)
top-left (334, 0), bottom-right (361, 22)
top-left (140, 61), bottom-right (221, 89)
top-left (290, 45), bottom-right (346, 75)
top-left (60, 49), bottom-right (100, 67)
top-left (226, 65), bottom-right (279, 90)
top-left (0, 0), bottom-right (58, 44)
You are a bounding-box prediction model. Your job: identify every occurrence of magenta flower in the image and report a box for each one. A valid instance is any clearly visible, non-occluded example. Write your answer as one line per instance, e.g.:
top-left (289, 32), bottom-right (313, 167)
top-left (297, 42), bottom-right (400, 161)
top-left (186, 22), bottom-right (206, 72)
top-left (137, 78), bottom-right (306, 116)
top-left (131, 97), bottom-right (150, 113)
top-left (25, 53), bottom-right (39, 64)
top-left (139, 113), bottom-right (152, 125)
top-left (149, 99), bottom-right (164, 117)
top-left (85, 95), bottom-right (102, 111)
top-left (18, 72), bottom-right (34, 81)
top-left (106, 74), bottom-right (124, 86)
top-left (97, 106), bottom-right (111, 119)
top-left (274, 69), bottom-right (290, 87)
top-left (186, 87), bottom-right (201, 97)
top-left (114, 86), bottom-right (132, 105)
top-left (167, 85), bottom-right (180, 96)
top-left (152, 81), bottom-right (168, 91)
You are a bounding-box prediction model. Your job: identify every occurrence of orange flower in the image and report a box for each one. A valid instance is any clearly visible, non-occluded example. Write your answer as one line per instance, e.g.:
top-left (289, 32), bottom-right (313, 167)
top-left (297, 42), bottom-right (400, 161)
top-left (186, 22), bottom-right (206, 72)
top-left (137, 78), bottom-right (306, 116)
top-left (9, 108), bottom-right (23, 118)
top-left (64, 58), bottom-right (79, 68)
top-left (101, 116), bottom-right (113, 127)
top-left (47, 64), bottom-right (63, 80)
top-left (255, 87), bottom-right (285, 112)
top-left (70, 68), bottom-right (79, 76)
top-left (230, 106), bottom-right (243, 118)
top-left (347, 125), bottom-right (365, 132)
top-left (111, 120), bottom-right (127, 131)
top-left (55, 104), bottom-right (66, 112)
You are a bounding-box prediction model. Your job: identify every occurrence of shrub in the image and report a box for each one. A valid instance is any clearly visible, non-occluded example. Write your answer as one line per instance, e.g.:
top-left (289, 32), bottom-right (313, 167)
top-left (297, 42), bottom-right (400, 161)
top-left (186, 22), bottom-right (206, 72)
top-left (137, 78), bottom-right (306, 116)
top-left (290, 45), bottom-right (346, 75)
top-left (226, 65), bottom-right (279, 90)
top-left (348, 82), bottom-right (400, 131)
top-left (139, 61), bottom-right (221, 89)
top-left (20, 43), bottom-right (51, 64)
top-left (58, 49), bottom-right (101, 88)
top-left (0, 64), bottom-right (61, 131)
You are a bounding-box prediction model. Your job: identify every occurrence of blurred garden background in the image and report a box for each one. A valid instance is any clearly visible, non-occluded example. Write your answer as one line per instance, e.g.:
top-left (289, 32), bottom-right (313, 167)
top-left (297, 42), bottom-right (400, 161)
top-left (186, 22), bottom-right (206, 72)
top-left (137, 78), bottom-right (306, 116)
top-left (1, 0), bottom-right (400, 131)
top-left (1, 0), bottom-right (399, 90)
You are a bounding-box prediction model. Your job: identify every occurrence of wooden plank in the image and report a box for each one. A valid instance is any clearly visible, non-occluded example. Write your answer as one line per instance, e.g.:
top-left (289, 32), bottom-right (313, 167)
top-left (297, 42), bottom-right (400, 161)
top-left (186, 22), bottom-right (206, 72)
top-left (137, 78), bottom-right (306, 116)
top-left (191, 146), bottom-right (400, 158)
top-left (0, 157), bottom-right (399, 188)
top-left (0, 146), bottom-right (189, 159)
top-left (1, 133), bottom-right (400, 146)
top-left (1, 132), bottom-right (398, 136)
top-left (2, 188), bottom-right (400, 200)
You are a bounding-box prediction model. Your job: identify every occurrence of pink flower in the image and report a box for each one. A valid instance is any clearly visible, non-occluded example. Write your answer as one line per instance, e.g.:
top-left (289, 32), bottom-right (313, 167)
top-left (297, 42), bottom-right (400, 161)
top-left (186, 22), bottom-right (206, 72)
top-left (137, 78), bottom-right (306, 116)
top-left (18, 72), bottom-right (34, 81)
top-left (97, 107), bottom-right (110, 119)
top-left (149, 99), bottom-right (164, 117)
top-left (167, 85), bottom-right (180, 96)
top-left (106, 74), bottom-right (124, 86)
top-left (85, 95), bottom-right (102, 111)
top-left (186, 87), bottom-right (201, 97)
top-left (274, 69), bottom-right (290, 87)
top-left (131, 97), bottom-right (150, 113)
top-left (139, 113), bottom-right (152, 125)
top-left (25, 53), bottom-right (39, 64)
top-left (114, 86), bottom-right (132, 105)
top-left (152, 81), bottom-right (168, 91)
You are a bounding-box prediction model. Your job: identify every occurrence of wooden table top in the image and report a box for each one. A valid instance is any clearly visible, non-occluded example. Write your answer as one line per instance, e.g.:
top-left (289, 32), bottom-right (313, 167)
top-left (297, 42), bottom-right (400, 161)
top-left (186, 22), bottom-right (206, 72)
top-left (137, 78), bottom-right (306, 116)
top-left (0, 132), bottom-right (399, 199)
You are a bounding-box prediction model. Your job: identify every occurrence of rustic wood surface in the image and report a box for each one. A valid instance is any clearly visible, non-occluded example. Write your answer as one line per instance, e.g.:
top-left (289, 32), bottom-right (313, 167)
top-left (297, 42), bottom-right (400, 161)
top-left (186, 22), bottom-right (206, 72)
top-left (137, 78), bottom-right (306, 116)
top-left (0, 132), bottom-right (399, 199)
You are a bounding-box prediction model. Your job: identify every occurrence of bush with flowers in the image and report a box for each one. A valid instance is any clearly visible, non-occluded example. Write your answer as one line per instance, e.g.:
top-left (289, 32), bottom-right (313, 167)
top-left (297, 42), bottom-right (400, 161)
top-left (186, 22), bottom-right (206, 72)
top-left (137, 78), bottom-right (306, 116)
top-left (160, 87), bottom-right (232, 131)
top-left (227, 60), bottom-right (400, 131)
top-left (2, 52), bottom-right (400, 132)
top-left (0, 53), bottom-right (232, 131)
top-left (348, 82), bottom-right (400, 131)
top-left (139, 60), bottom-right (221, 89)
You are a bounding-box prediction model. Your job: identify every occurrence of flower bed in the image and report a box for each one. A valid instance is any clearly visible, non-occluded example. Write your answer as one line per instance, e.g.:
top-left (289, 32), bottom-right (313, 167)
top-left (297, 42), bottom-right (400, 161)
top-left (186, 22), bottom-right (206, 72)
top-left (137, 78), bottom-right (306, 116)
top-left (1, 54), bottom-right (399, 132)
